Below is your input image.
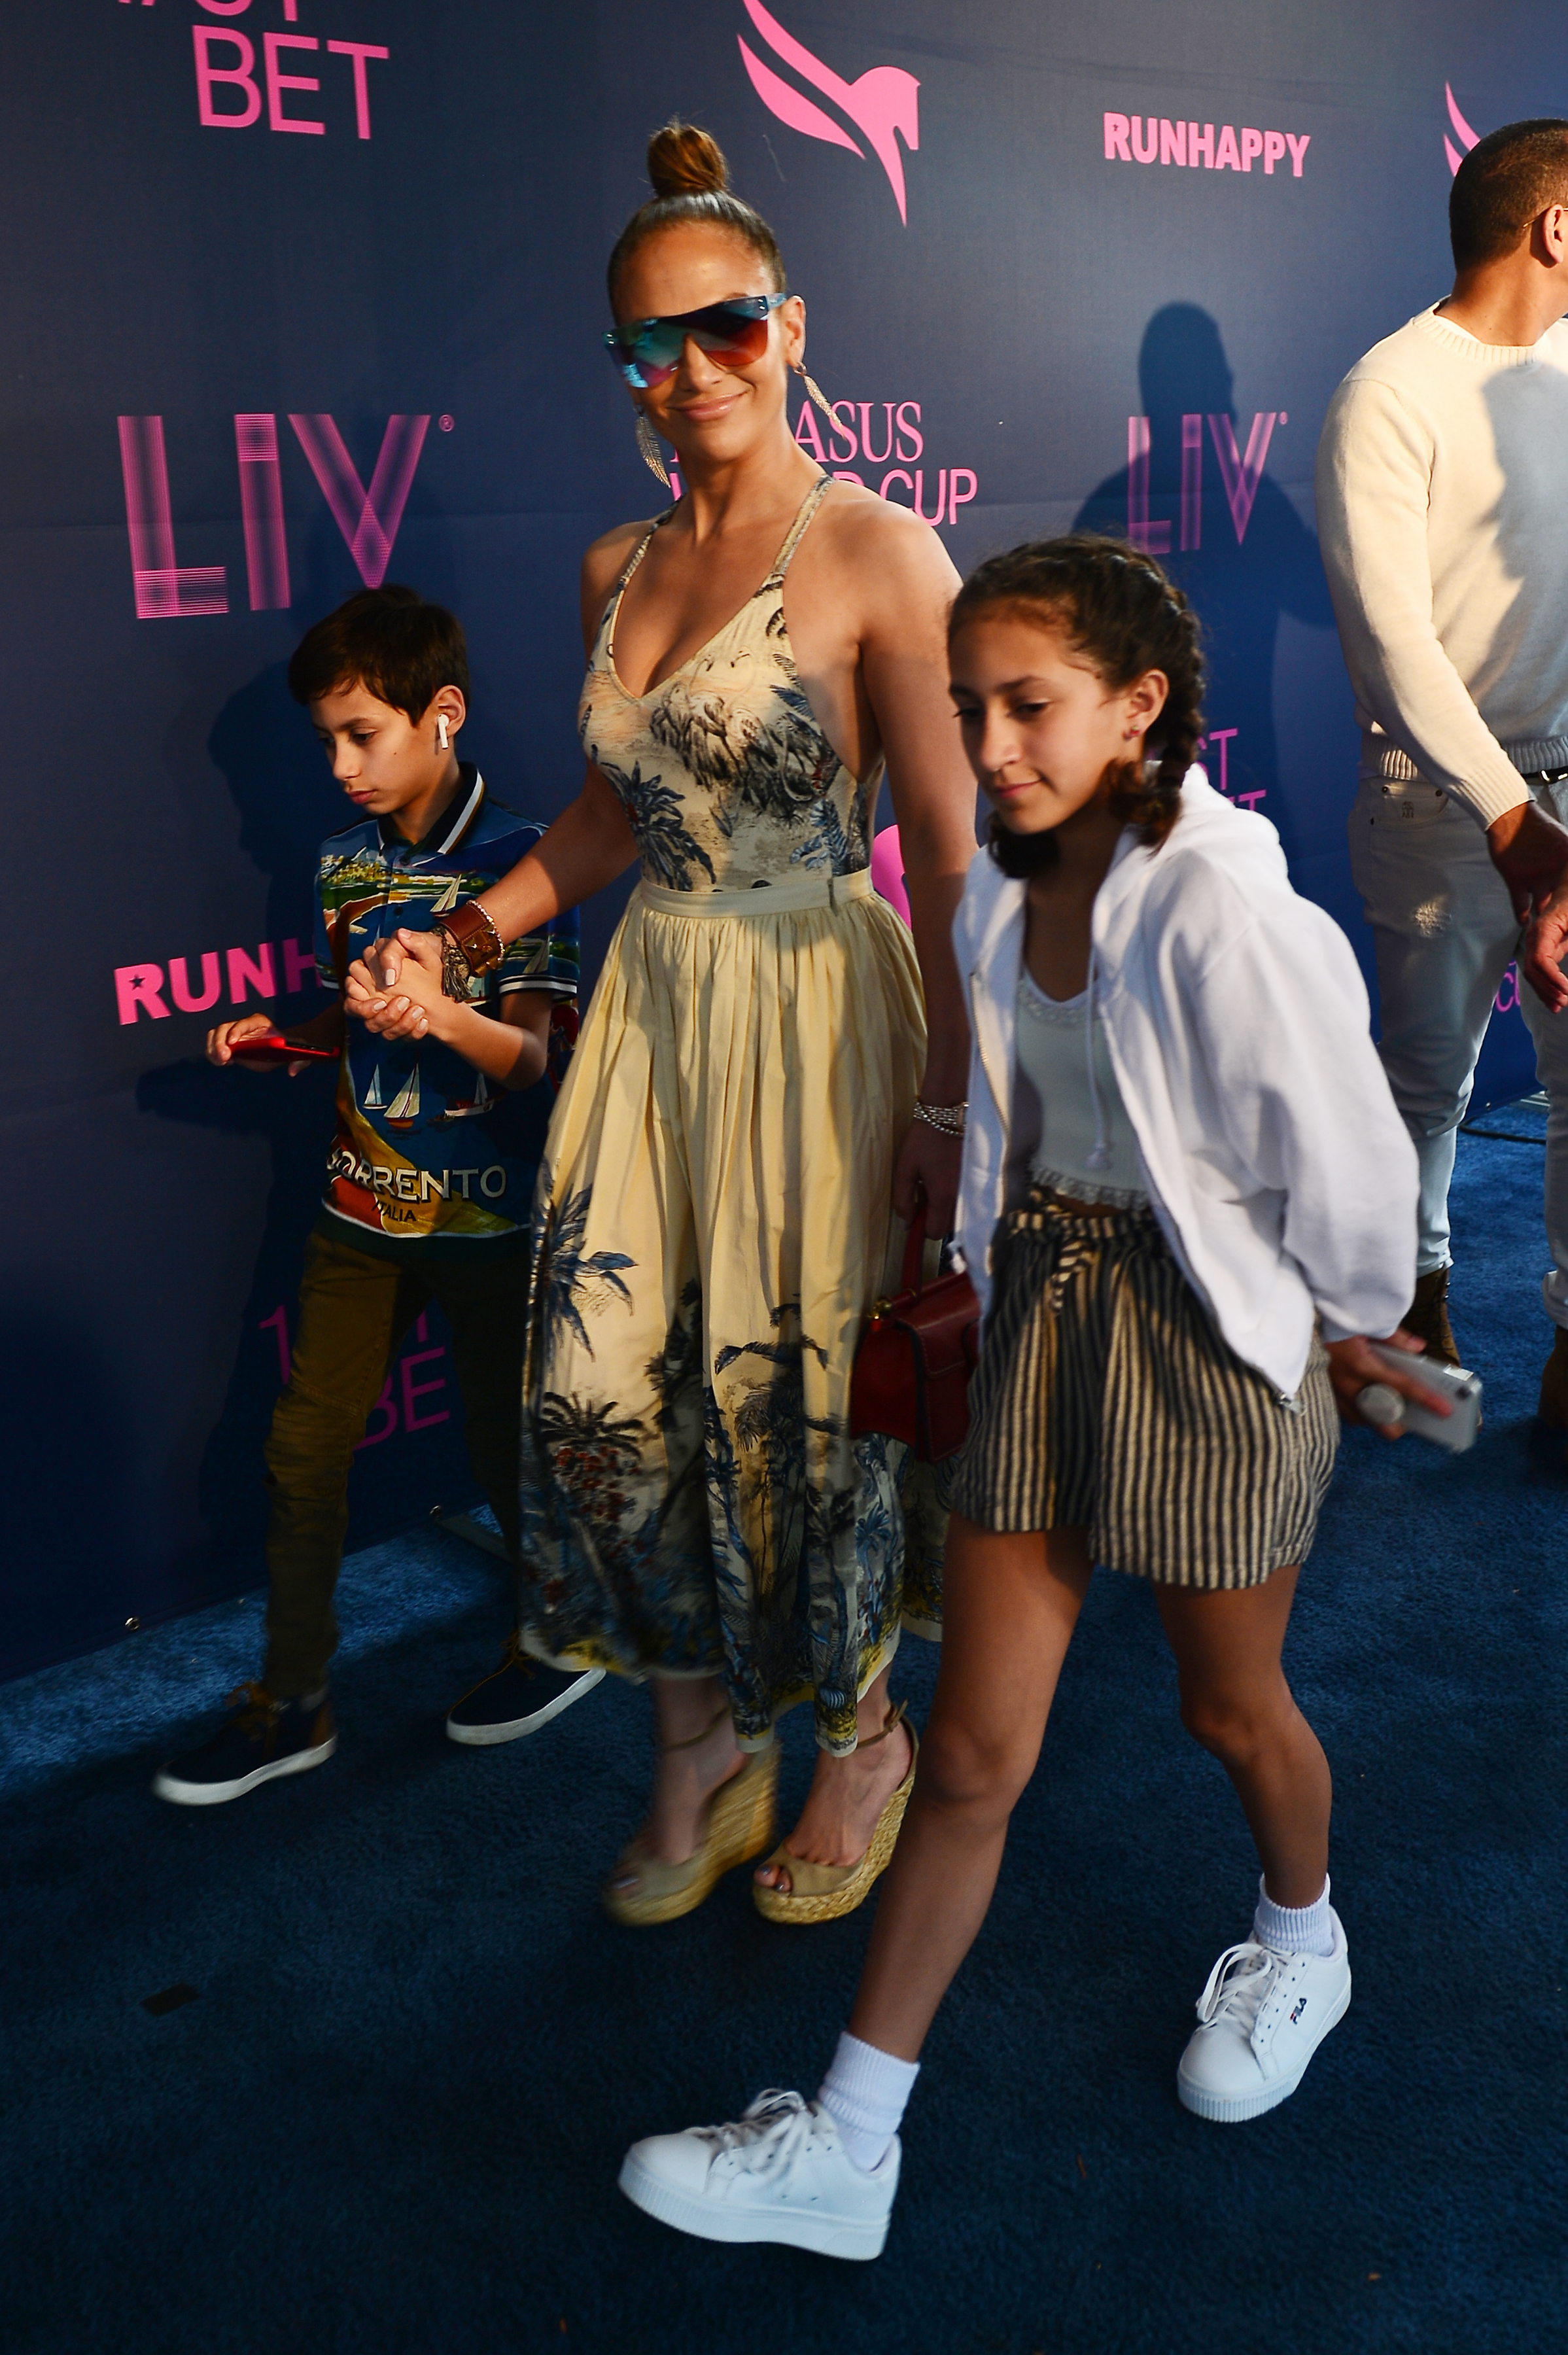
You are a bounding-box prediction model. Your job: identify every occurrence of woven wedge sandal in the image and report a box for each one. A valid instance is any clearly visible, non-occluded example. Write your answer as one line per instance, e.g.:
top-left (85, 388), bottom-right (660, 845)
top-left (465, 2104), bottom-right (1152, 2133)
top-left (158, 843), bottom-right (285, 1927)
top-left (604, 1711), bottom-right (779, 1928)
top-left (753, 1703), bottom-right (918, 1926)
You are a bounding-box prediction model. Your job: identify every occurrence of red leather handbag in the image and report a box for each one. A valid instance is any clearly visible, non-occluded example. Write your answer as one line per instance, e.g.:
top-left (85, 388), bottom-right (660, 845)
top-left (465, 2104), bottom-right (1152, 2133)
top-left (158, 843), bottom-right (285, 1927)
top-left (850, 1219), bottom-right (981, 1463)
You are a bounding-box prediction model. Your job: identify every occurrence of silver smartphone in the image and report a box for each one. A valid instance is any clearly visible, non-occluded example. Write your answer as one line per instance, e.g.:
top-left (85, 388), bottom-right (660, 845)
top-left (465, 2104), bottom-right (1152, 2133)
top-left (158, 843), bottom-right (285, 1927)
top-left (1361, 1345), bottom-right (1482, 1452)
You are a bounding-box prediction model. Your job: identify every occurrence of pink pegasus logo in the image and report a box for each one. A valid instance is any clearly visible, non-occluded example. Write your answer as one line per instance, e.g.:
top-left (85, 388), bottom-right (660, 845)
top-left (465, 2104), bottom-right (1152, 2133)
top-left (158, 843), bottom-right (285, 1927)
top-left (1444, 83), bottom-right (1480, 176)
top-left (737, 0), bottom-right (920, 223)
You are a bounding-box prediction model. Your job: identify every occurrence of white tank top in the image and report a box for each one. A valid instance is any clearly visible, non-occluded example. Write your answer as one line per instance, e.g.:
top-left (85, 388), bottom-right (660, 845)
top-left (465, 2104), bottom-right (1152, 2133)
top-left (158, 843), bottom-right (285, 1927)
top-left (1015, 966), bottom-right (1148, 1208)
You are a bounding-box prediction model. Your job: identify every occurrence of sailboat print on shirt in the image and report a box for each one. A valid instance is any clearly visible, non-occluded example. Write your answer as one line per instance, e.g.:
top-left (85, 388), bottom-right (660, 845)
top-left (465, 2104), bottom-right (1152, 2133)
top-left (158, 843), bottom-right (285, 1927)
top-left (383, 1065), bottom-right (421, 1129)
top-left (435, 1069), bottom-right (492, 1122)
top-left (430, 875), bottom-right (463, 916)
top-left (362, 1066), bottom-right (386, 1111)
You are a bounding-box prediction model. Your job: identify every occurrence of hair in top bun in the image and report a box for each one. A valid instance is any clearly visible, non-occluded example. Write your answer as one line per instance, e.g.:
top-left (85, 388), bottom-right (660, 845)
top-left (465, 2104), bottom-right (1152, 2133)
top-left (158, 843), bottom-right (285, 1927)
top-left (607, 119), bottom-right (786, 306)
top-left (647, 121), bottom-right (730, 200)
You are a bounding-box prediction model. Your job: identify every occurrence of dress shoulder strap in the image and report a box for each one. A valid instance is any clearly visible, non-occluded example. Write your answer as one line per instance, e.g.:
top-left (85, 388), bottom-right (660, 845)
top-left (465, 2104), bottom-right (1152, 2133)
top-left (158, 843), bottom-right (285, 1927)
top-left (588, 507), bottom-right (677, 663)
top-left (760, 474), bottom-right (833, 591)
top-left (612, 506), bottom-right (677, 596)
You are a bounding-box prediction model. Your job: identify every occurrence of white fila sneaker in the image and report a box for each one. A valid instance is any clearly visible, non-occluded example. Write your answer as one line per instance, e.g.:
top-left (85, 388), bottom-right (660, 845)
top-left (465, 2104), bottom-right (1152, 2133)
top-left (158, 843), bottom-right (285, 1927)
top-left (1177, 1910), bottom-right (1351, 2122)
top-left (618, 2089), bottom-right (897, 2259)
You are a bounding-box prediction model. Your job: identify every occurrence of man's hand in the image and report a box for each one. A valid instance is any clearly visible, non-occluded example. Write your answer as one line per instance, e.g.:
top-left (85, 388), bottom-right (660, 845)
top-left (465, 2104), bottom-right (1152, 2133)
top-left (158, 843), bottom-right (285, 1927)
top-left (345, 930), bottom-right (447, 1040)
top-left (1524, 875), bottom-right (1568, 1013)
top-left (1324, 1328), bottom-right (1454, 1437)
top-left (892, 1123), bottom-right (962, 1238)
top-left (1486, 798), bottom-right (1568, 924)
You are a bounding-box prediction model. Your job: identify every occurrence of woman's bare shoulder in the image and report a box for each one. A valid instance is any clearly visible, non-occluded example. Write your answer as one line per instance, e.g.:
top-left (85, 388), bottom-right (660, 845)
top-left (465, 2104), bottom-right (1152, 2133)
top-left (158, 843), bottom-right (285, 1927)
top-left (812, 481), bottom-right (963, 598)
top-left (582, 515), bottom-right (655, 593)
top-left (798, 483), bottom-right (962, 650)
top-left (579, 515), bottom-right (659, 640)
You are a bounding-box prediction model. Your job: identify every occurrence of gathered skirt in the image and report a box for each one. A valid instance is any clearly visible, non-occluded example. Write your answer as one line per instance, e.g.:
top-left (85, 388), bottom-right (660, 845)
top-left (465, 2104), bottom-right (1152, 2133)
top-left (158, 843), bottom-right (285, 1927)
top-left (948, 1185), bottom-right (1339, 1587)
top-left (517, 875), bottom-right (946, 1753)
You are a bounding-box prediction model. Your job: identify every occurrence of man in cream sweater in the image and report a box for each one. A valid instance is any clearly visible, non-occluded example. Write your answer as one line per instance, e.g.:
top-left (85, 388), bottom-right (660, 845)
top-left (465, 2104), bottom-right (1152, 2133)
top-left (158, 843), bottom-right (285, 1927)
top-left (1317, 118), bottom-right (1568, 1411)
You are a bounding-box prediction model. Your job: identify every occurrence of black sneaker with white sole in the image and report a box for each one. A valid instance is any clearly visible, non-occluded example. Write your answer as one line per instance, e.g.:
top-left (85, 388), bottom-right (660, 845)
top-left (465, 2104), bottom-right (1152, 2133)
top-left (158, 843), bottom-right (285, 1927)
top-left (153, 1683), bottom-right (336, 1806)
top-left (445, 1631), bottom-right (604, 1745)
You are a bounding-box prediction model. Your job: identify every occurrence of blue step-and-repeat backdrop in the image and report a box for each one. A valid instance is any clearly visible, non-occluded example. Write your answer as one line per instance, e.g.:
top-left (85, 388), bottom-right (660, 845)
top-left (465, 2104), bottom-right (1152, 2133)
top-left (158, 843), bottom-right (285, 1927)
top-left (0, 0), bottom-right (1547, 1678)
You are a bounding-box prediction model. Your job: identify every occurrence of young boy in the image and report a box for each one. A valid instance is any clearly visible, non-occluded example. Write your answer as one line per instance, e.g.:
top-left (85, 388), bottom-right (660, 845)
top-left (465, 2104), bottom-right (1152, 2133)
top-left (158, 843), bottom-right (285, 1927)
top-left (154, 585), bottom-right (599, 1806)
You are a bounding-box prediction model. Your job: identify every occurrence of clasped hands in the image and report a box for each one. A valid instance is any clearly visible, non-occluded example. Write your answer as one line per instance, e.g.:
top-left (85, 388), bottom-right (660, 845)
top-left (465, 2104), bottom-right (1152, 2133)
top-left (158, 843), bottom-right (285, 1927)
top-left (344, 929), bottom-right (449, 1041)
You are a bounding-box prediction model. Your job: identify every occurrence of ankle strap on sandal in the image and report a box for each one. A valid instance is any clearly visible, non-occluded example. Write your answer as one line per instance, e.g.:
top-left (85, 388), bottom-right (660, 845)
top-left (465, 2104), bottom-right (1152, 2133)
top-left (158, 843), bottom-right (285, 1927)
top-left (662, 1702), bottom-right (733, 1753)
top-left (857, 1699), bottom-right (908, 1751)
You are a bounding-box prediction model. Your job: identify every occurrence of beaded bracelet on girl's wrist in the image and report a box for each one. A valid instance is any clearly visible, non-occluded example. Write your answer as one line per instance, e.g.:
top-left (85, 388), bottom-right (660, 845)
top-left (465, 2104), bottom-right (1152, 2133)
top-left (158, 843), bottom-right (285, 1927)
top-left (911, 1100), bottom-right (967, 1138)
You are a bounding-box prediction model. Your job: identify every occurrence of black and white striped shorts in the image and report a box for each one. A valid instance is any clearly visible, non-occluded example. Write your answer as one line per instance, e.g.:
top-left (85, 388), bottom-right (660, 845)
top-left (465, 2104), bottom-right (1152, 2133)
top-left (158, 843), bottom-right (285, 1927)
top-left (947, 1185), bottom-right (1340, 1588)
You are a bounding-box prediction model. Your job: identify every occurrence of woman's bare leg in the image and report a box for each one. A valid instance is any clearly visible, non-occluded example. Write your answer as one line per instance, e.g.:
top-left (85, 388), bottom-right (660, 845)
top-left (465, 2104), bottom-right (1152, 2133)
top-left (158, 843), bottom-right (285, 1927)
top-left (754, 1662), bottom-right (915, 1893)
top-left (1153, 1567), bottom-right (1331, 1908)
top-left (841, 1515), bottom-right (1093, 2059)
top-left (608, 1673), bottom-right (745, 1882)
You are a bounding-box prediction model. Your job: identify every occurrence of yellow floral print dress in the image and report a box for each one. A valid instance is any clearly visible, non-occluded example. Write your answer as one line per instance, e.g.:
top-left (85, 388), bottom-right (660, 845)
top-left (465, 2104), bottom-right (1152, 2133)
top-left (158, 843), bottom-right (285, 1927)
top-left (518, 475), bottom-right (943, 1754)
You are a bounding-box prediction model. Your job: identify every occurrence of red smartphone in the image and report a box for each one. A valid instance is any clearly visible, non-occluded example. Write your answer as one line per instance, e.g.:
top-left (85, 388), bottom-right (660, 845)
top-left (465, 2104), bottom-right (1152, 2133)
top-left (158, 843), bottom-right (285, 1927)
top-left (230, 1034), bottom-right (338, 1066)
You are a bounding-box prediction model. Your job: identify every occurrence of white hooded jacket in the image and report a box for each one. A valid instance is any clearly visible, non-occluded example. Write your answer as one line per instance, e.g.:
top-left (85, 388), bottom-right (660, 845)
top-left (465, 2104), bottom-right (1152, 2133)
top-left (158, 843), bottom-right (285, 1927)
top-left (952, 769), bottom-right (1418, 1398)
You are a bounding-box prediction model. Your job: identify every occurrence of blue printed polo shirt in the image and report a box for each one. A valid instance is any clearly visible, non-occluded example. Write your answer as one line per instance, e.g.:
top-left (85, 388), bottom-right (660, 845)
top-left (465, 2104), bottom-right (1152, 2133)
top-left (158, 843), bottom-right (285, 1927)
top-left (313, 766), bottom-right (577, 1260)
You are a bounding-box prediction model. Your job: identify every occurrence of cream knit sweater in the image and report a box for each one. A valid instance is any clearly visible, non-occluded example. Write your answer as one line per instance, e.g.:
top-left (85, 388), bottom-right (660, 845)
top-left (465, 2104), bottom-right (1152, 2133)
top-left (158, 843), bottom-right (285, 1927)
top-left (1315, 304), bottom-right (1568, 828)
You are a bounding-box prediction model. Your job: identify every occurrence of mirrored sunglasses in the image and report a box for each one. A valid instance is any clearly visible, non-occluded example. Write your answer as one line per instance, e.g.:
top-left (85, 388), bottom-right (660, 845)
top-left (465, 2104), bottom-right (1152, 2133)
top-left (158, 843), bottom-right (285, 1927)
top-left (604, 293), bottom-right (790, 390)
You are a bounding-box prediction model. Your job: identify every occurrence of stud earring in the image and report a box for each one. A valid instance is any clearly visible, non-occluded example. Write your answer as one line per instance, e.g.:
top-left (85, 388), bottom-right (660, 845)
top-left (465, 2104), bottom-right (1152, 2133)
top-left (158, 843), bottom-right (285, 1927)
top-left (437, 716), bottom-right (450, 750)
top-left (635, 408), bottom-right (671, 487)
top-left (793, 361), bottom-right (838, 430)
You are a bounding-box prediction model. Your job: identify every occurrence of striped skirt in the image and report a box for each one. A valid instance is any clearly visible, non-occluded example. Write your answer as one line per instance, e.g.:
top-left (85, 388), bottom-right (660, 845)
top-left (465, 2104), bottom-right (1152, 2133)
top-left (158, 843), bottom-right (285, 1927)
top-left (947, 1185), bottom-right (1339, 1588)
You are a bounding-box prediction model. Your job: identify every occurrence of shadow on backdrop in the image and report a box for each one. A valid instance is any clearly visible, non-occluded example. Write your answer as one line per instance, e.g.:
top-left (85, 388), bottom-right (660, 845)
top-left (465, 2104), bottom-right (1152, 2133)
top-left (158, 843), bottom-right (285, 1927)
top-left (1074, 303), bottom-right (1334, 861)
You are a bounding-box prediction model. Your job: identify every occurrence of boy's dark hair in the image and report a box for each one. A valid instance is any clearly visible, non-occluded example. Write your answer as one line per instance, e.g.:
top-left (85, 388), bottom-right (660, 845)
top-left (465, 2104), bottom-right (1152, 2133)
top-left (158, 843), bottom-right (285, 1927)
top-left (287, 584), bottom-right (470, 721)
top-left (950, 535), bottom-right (1204, 880)
top-left (1450, 118), bottom-right (1568, 271)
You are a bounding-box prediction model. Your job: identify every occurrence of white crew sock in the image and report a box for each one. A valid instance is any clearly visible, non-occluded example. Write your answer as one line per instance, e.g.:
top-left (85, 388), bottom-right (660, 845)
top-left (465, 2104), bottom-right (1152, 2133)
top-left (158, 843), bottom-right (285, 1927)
top-left (1253, 1872), bottom-right (1334, 1959)
top-left (816, 2030), bottom-right (920, 2174)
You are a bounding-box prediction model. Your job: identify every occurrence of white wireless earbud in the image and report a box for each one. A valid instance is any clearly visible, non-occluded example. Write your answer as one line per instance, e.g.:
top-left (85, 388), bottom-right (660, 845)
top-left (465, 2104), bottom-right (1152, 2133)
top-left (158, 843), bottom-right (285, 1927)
top-left (437, 716), bottom-right (450, 750)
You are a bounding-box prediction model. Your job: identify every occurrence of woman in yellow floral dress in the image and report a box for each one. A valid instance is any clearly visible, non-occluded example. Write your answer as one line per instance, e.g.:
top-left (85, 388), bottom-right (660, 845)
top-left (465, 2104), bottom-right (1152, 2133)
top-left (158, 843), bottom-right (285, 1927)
top-left (351, 124), bottom-right (977, 1924)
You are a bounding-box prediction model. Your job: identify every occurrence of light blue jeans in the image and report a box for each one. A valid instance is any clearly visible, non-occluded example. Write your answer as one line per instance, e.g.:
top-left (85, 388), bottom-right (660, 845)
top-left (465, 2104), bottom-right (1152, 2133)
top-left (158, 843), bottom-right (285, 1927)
top-left (1348, 772), bottom-right (1568, 1325)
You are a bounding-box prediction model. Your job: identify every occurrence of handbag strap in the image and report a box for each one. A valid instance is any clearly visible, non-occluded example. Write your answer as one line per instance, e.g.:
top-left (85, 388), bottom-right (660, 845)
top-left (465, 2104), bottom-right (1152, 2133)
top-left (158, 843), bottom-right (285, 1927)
top-left (899, 1182), bottom-right (952, 1295)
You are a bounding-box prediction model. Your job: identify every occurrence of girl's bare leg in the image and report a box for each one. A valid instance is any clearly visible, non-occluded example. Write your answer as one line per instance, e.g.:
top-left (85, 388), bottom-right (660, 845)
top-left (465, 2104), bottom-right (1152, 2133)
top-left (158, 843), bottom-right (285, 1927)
top-left (844, 1515), bottom-right (1093, 2061)
top-left (1154, 1566), bottom-right (1331, 1908)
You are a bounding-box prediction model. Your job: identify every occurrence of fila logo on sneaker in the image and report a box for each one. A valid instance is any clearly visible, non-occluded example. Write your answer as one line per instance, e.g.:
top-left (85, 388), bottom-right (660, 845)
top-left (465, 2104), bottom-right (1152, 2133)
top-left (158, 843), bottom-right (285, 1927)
top-left (1289, 1997), bottom-right (1308, 2023)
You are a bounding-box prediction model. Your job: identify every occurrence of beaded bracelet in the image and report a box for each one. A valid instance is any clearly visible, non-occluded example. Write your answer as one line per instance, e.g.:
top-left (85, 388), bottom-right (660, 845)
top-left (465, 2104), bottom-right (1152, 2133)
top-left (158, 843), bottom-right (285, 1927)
top-left (911, 1100), bottom-right (967, 1138)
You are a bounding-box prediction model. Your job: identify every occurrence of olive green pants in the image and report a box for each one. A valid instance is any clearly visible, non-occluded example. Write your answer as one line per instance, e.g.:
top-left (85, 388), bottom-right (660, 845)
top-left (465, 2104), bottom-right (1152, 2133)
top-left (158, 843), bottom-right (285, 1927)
top-left (262, 1226), bottom-right (527, 1698)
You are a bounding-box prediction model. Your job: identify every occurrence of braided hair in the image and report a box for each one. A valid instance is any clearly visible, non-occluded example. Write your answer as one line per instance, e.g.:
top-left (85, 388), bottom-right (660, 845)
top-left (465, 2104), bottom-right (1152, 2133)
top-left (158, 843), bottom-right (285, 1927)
top-left (949, 535), bottom-right (1205, 877)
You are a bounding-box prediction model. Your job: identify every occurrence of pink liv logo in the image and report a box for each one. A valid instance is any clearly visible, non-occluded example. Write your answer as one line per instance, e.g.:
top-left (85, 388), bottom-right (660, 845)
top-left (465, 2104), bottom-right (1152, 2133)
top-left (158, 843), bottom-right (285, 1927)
top-left (1126, 408), bottom-right (1285, 552)
top-left (737, 0), bottom-right (919, 223)
top-left (118, 411), bottom-right (430, 619)
top-left (1444, 84), bottom-right (1480, 176)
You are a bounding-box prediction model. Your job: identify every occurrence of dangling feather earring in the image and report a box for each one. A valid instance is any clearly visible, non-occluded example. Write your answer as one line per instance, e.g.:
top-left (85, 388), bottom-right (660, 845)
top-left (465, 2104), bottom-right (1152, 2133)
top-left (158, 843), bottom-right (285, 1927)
top-left (634, 408), bottom-right (670, 488)
top-left (793, 362), bottom-right (837, 430)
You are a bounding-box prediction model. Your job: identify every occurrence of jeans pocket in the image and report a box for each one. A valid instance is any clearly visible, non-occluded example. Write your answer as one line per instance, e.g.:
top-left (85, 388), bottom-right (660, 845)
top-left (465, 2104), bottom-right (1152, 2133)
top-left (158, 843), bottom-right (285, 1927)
top-left (1363, 783), bottom-right (1453, 829)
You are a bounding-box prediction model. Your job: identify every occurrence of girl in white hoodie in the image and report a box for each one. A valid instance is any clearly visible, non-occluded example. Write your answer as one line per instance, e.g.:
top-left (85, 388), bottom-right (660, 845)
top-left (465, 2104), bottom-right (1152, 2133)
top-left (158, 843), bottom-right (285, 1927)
top-left (617, 537), bottom-right (1444, 2260)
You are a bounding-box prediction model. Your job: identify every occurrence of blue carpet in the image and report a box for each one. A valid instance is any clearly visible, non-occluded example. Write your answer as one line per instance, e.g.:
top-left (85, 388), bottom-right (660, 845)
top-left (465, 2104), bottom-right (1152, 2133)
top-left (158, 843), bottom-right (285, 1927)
top-left (3, 1126), bottom-right (1565, 2355)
